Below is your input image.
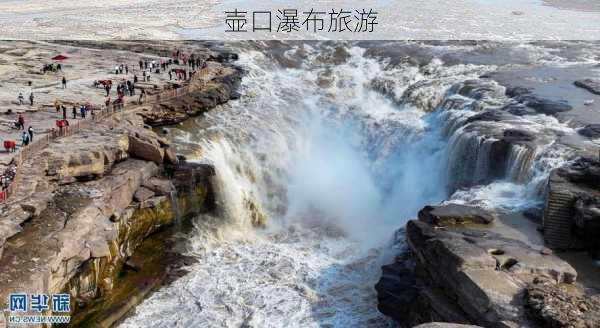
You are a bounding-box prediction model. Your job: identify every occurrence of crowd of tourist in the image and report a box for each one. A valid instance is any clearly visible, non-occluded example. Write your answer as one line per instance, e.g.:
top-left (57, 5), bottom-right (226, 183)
top-left (1, 48), bottom-right (206, 201)
top-left (0, 164), bottom-right (17, 201)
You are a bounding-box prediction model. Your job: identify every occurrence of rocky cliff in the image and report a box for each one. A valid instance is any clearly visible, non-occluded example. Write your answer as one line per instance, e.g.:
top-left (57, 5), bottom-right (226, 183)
top-left (136, 62), bottom-right (242, 127)
top-left (375, 204), bottom-right (600, 328)
top-left (0, 55), bottom-right (240, 327)
top-left (542, 157), bottom-right (600, 256)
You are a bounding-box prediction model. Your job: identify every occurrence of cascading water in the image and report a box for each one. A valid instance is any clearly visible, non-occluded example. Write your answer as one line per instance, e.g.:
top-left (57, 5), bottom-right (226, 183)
top-left (506, 144), bottom-right (536, 182)
top-left (120, 41), bottom-right (593, 327)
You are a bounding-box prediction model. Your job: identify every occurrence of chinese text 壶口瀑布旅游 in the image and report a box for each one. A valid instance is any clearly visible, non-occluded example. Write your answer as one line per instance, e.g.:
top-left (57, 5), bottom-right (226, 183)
top-left (225, 8), bottom-right (378, 33)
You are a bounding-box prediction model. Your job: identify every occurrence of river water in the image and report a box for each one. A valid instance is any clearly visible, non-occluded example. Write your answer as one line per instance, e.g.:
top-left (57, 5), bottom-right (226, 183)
top-left (120, 41), bottom-right (599, 327)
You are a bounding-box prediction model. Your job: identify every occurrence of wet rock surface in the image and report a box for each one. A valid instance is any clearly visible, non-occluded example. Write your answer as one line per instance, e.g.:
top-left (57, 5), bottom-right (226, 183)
top-left (418, 204), bottom-right (496, 226)
top-left (500, 103), bottom-right (538, 116)
top-left (465, 109), bottom-right (516, 123)
top-left (574, 79), bottom-right (600, 96)
top-left (375, 246), bottom-right (419, 323)
top-left (578, 124), bottom-right (600, 138)
top-left (455, 79), bottom-right (506, 101)
top-left (507, 88), bottom-right (573, 116)
top-left (490, 64), bottom-right (600, 127)
top-left (377, 209), bottom-right (580, 328)
top-left (502, 128), bottom-right (536, 143)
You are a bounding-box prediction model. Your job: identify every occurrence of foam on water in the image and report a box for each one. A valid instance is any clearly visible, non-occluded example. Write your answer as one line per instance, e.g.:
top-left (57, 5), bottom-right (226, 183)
top-left (120, 220), bottom-right (395, 327)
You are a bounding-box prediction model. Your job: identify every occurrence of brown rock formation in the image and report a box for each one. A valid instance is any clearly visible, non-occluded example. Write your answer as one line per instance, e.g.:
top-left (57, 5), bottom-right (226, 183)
top-left (128, 130), bottom-right (165, 164)
top-left (137, 62), bottom-right (243, 127)
top-left (418, 204), bottom-right (497, 226)
top-left (0, 60), bottom-right (240, 328)
top-left (376, 204), bottom-right (580, 328)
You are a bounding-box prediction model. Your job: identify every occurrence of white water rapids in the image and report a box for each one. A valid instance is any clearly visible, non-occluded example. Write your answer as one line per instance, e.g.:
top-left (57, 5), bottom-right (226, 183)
top-left (119, 42), bottom-right (595, 327)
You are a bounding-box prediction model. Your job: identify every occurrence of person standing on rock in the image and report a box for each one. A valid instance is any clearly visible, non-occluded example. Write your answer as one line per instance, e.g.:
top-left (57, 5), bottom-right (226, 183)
top-left (139, 88), bottom-right (146, 104)
top-left (126, 80), bottom-right (132, 96)
top-left (62, 105), bottom-right (67, 120)
top-left (72, 105), bottom-right (77, 119)
top-left (125, 65), bottom-right (129, 75)
top-left (29, 92), bottom-right (34, 106)
top-left (21, 131), bottom-right (29, 146)
top-left (139, 60), bottom-right (143, 70)
top-left (17, 114), bottom-right (25, 130)
top-left (61, 76), bottom-right (67, 89)
top-left (168, 70), bottom-right (172, 80)
top-left (80, 105), bottom-right (86, 119)
top-left (27, 126), bottom-right (34, 142)
top-left (17, 92), bottom-right (24, 105)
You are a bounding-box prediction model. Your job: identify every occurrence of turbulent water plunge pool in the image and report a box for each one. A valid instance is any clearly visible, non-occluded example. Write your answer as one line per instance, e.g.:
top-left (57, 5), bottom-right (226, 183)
top-left (120, 41), bottom-right (600, 327)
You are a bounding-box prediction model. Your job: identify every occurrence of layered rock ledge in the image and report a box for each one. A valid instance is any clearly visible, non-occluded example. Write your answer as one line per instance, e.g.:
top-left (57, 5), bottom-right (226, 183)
top-left (0, 45), bottom-right (241, 327)
top-left (542, 157), bottom-right (600, 255)
top-left (136, 62), bottom-right (242, 126)
top-left (375, 204), bottom-right (600, 328)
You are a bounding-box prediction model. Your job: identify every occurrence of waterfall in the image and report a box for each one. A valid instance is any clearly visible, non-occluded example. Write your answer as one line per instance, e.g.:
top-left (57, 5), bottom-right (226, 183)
top-left (201, 139), bottom-right (269, 231)
top-left (446, 129), bottom-right (496, 192)
top-left (445, 128), bottom-right (540, 192)
top-left (506, 145), bottom-right (536, 183)
top-left (119, 41), bottom-right (585, 327)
